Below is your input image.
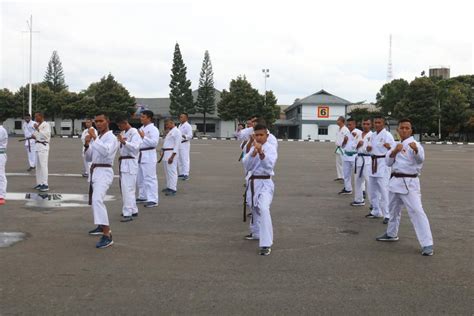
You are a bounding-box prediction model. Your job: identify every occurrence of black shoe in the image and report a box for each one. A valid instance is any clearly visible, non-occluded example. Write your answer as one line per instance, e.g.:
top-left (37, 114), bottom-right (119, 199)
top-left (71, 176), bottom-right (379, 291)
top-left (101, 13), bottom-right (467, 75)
top-left (161, 188), bottom-right (171, 193)
top-left (33, 184), bottom-right (41, 190)
top-left (88, 225), bottom-right (103, 236)
top-left (363, 191), bottom-right (366, 199)
top-left (27, 167), bottom-right (35, 171)
top-left (132, 213), bottom-right (138, 217)
top-left (338, 189), bottom-right (352, 195)
top-left (82, 173), bottom-right (89, 178)
top-left (144, 201), bottom-right (159, 208)
top-left (244, 234), bottom-right (259, 240)
top-left (121, 216), bottom-right (133, 222)
top-left (334, 178), bottom-right (343, 181)
top-left (39, 184), bottom-right (49, 192)
top-left (365, 213), bottom-right (378, 219)
top-left (383, 217), bottom-right (390, 224)
top-left (96, 234), bottom-right (113, 248)
top-left (376, 233), bottom-right (399, 242)
top-left (259, 247), bottom-right (271, 256)
top-left (351, 201), bottom-right (365, 207)
top-left (165, 190), bottom-right (176, 196)
top-left (136, 198), bottom-right (147, 204)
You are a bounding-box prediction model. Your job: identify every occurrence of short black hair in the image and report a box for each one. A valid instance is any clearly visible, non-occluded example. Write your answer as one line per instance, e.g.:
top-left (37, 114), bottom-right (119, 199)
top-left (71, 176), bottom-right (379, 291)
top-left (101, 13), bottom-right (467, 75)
top-left (34, 112), bottom-right (44, 117)
top-left (238, 123), bottom-right (245, 128)
top-left (164, 117), bottom-right (175, 125)
top-left (347, 118), bottom-right (355, 123)
top-left (180, 112), bottom-right (188, 118)
top-left (373, 115), bottom-right (385, 121)
top-left (337, 116), bottom-right (345, 123)
top-left (95, 112), bottom-right (109, 120)
top-left (115, 115), bottom-right (129, 124)
top-left (254, 123), bottom-right (267, 132)
top-left (141, 110), bottom-right (154, 119)
top-left (362, 117), bottom-right (371, 122)
top-left (398, 118), bottom-right (412, 126)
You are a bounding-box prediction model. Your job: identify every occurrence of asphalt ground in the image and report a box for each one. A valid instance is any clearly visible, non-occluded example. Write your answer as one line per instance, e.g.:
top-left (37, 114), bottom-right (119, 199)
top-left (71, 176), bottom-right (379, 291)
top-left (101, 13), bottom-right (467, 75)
top-left (0, 138), bottom-right (473, 315)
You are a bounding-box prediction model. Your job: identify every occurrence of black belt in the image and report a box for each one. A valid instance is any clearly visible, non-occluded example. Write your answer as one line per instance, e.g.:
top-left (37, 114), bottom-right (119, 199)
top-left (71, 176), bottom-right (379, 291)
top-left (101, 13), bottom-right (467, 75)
top-left (88, 163), bottom-right (112, 205)
top-left (158, 148), bottom-right (173, 163)
top-left (119, 156), bottom-right (135, 193)
top-left (354, 153), bottom-right (371, 178)
top-left (138, 147), bottom-right (155, 163)
top-left (371, 155), bottom-right (386, 174)
top-left (391, 173), bottom-right (418, 178)
top-left (238, 140), bottom-right (248, 161)
top-left (181, 140), bottom-right (188, 143)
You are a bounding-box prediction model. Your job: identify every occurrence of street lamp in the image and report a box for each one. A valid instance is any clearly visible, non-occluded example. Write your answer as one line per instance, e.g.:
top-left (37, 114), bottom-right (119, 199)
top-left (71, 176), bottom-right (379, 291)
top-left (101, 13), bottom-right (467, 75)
top-left (262, 69), bottom-right (270, 106)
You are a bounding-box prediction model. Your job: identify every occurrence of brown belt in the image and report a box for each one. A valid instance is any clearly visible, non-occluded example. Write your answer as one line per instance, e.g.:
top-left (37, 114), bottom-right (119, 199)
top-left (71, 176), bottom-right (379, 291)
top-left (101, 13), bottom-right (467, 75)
top-left (119, 156), bottom-right (135, 193)
top-left (158, 148), bottom-right (173, 163)
top-left (391, 173), bottom-right (418, 178)
top-left (88, 163), bottom-right (112, 205)
top-left (244, 175), bottom-right (272, 220)
top-left (138, 147), bottom-right (155, 163)
top-left (371, 155), bottom-right (386, 174)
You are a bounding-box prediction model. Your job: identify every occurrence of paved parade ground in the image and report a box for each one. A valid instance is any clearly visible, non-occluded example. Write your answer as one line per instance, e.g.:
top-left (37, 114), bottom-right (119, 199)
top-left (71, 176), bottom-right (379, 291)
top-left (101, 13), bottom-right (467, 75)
top-left (0, 138), bottom-right (473, 315)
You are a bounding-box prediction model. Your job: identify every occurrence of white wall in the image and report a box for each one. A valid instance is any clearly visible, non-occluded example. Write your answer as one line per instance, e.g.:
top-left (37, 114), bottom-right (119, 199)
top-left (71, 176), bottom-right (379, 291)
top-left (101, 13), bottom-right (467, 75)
top-left (218, 120), bottom-right (235, 138)
top-left (301, 104), bottom-right (346, 121)
top-left (301, 124), bottom-right (318, 140)
top-left (328, 124), bottom-right (340, 141)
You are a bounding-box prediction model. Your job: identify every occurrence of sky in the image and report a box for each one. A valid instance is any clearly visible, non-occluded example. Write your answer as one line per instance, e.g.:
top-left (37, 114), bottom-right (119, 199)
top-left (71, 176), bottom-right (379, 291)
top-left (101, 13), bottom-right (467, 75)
top-left (1, 0), bottom-right (473, 105)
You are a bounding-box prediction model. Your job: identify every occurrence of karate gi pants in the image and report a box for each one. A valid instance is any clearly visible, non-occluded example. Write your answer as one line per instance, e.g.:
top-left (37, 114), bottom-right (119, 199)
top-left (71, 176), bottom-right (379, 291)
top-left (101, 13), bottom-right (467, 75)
top-left (178, 143), bottom-right (190, 176)
top-left (35, 150), bottom-right (49, 185)
top-left (121, 172), bottom-right (138, 216)
top-left (0, 154), bottom-right (7, 198)
top-left (386, 189), bottom-right (433, 247)
top-left (82, 153), bottom-right (91, 175)
top-left (354, 163), bottom-right (370, 203)
top-left (249, 191), bottom-right (274, 248)
top-left (369, 175), bottom-right (390, 218)
top-left (25, 142), bottom-right (36, 167)
top-left (91, 168), bottom-right (114, 226)
top-left (335, 153), bottom-right (343, 179)
top-left (137, 162), bottom-right (159, 203)
top-left (342, 160), bottom-right (355, 192)
top-left (163, 158), bottom-right (178, 191)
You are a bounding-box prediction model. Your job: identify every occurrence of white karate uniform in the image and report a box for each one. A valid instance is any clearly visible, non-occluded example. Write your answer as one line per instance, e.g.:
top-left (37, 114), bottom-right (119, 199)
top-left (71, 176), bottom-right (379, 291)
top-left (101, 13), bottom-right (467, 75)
top-left (385, 137), bottom-right (433, 247)
top-left (178, 121), bottom-right (193, 177)
top-left (85, 131), bottom-right (119, 226)
top-left (81, 127), bottom-right (97, 175)
top-left (22, 120), bottom-right (36, 168)
top-left (335, 125), bottom-right (350, 179)
top-left (119, 128), bottom-right (142, 217)
top-left (368, 128), bottom-right (395, 218)
top-left (137, 123), bottom-right (160, 203)
top-left (341, 128), bottom-right (362, 192)
top-left (33, 122), bottom-right (51, 186)
top-left (354, 131), bottom-right (373, 203)
top-left (242, 141), bottom-right (278, 248)
top-left (162, 126), bottom-right (182, 191)
top-left (0, 126), bottom-right (8, 199)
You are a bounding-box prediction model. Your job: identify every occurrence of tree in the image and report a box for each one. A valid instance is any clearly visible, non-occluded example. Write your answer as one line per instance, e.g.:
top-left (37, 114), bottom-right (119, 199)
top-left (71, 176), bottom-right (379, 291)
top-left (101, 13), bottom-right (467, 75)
top-left (218, 76), bottom-right (261, 123)
top-left (376, 79), bottom-right (409, 116)
top-left (43, 51), bottom-right (68, 93)
top-left (14, 83), bottom-right (55, 117)
top-left (169, 43), bottom-right (194, 116)
top-left (394, 77), bottom-right (439, 140)
top-left (255, 90), bottom-right (280, 126)
top-left (0, 88), bottom-right (20, 119)
top-left (438, 80), bottom-right (471, 138)
top-left (347, 108), bottom-right (382, 125)
top-left (195, 50), bottom-right (215, 135)
top-left (59, 91), bottom-right (84, 135)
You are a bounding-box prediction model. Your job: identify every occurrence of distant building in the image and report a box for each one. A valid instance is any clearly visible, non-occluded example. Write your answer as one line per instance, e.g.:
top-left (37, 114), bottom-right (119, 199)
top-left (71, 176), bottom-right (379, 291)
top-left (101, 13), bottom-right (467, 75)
top-left (274, 89), bottom-right (351, 140)
top-left (429, 66), bottom-right (450, 80)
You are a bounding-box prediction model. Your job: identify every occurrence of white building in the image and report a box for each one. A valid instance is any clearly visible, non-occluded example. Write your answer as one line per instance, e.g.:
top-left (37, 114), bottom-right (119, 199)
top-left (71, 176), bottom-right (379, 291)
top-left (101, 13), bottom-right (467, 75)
top-left (275, 90), bottom-right (351, 141)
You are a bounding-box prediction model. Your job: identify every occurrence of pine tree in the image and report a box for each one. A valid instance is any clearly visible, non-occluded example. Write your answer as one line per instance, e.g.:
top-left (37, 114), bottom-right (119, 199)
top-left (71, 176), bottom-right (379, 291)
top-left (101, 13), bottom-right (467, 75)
top-left (169, 43), bottom-right (194, 116)
top-left (43, 50), bottom-right (68, 93)
top-left (195, 50), bottom-right (215, 134)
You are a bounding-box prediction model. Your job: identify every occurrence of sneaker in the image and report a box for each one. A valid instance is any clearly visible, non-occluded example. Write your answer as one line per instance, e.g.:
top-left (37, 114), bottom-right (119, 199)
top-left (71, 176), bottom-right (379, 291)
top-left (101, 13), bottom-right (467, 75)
top-left (259, 247), bottom-right (271, 256)
top-left (33, 184), bottom-right (42, 190)
top-left (0, 198), bottom-right (5, 205)
top-left (369, 205), bottom-right (374, 211)
top-left (39, 185), bottom-right (49, 192)
top-left (120, 216), bottom-right (133, 222)
top-left (96, 234), bottom-right (114, 249)
top-left (178, 174), bottom-right (184, 178)
top-left (136, 198), bottom-right (147, 203)
top-left (181, 175), bottom-right (189, 181)
top-left (363, 191), bottom-right (366, 199)
top-left (88, 225), bottom-right (103, 236)
top-left (27, 167), bottom-right (35, 171)
top-left (165, 190), bottom-right (176, 196)
top-left (132, 213), bottom-right (138, 217)
top-left (82, 173), bottom-right (89, 178)
top-left (351, 201), bottom-right (365, 206)
top-left (161, 188), bottom-right (171, 193)
top-left (365, 213), bottom-right (378, 219)
top-left (421, 245), bottom-right (434, 256)
top-left (144, 201), bottom-right (159, 208)
top-left (383, 217), bottom-right (390, 224)
top-left (376, 232), bottom-right (399, 242)
top-left (338, 189), bottom-right (352, 195)
top-left (244, 234), bottom-right (259, 240)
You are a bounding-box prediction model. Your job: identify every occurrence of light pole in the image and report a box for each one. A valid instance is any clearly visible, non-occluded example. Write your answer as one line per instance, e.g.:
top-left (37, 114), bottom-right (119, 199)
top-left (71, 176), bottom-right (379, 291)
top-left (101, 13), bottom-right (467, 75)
top-left (262, 69), bottom-right (270, 106)
top-left (27, 15), bottom-right (33, 116)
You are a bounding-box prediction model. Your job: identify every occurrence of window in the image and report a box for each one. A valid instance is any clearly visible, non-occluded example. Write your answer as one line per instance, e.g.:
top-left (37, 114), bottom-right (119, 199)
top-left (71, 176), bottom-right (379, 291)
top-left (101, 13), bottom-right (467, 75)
top-left (318, 127), bottom-right (328, 135)
top-left (15, 121), bottom-right (22, 129)
top-left (297, 107), bottom-right (301, 114)
top-left (196, 123), bottom-right (215, 133)
top-left (61, 126), bottom-right (71, 131)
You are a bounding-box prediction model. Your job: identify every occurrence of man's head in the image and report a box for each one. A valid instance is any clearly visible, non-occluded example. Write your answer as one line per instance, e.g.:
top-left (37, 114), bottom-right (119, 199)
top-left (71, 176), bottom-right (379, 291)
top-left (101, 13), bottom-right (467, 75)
top-left (24, 114), bottom-right (31, 122)
top-left (361, 118), bottom-right (372, 133)
top-left (397, 118), bottom-right (413, 140)
top-left (84, 119), bottom-right (93, 129)
top-left (347, 118), bottom-right (356, 131)
top-left (34, 112), bottom-right (44, 123)
top-left (94, 113), bottom-right (110, 134)
top-left (373, 116), bottom-right (386, 132)
top-left (238, 123), bottom-right (245, 130)
top-left (247, 116), bottom-right (257, 128)
top-left (253, 123), bottom-right (268, 144)
top-left (140, 110), bottom-right (154, 125)
top-left (164, 118), bottom-right (175, 130)
top-left (179, 113), bottom-right (188, 124)
top-left (116, 116), bottom-right (130, 131)
top-left (336, 116), bottom-right (345, 127)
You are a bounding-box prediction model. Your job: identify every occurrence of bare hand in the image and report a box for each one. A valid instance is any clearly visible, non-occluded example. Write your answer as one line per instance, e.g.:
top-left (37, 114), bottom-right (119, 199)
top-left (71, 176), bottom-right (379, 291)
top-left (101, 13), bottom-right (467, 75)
top-left (168, 156), bottom-right (174, 164)
top-left (138, 130), bottom-right (145, 138)
top-left (356, 140), bottom-right (363, 149)
top-left (33, 123), bottom-right (39, 130)
top-left (383, 143), bottom-right (391, 149)
top-left (88, 127), bottom-right (97, 140)
top-left (254, 142), bottom-right (263, 153)
top-left (117, 134), bottom-right (126, 144)
top-left (408, 142), bottom-right (418, 153)
top-left (366, 145), bottom-right (372, 152)
top-left (85, 134), bottom-right (92, 145)
top-left (395, 143), bottom-right (403, 152)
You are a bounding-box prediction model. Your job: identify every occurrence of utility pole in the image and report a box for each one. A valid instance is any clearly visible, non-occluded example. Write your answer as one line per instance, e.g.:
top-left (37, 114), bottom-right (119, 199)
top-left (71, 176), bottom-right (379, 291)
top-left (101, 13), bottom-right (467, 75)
top-left (27, 15), bottom-right (33, 116)
top-left (438, 99), bottom-right (441, 140)
top-left (386, 34), bottom-right (393, 82)
top-left (262, 69), bottom-right (270, 106)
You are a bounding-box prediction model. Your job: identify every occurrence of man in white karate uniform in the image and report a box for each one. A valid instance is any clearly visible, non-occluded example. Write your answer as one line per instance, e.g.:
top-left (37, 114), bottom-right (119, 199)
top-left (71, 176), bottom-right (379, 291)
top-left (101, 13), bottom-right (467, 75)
top-left (242, 123), bottom-right (278, 256)
top-left (22, 114), bottom-right (36, 171)
top-left (339, 118), bottom-right (362, 195)
top-left (116, 116), bottom-right (142, 222)
top-left (84, 113), bottom-right (119, 249)
top-left (335, 116), bottom-right (350, 181)
top-left (31, 112), bottom-right (51, 192)
top-left (177, 112), bottom-right (193, 181)
top-left (376, 118), bottom-right (434, 256)
top-left (136, 110), bottom-right (160, 208)
top-left (160, 118), bottom-right (181, 196)
top-left (351, 118), bottom-right (373, 206)
top-left (365, 116), bottom-right (395, 224)
top-left (81, 119), bottom-right (96, 177)
top-left (0, 119), bottom-right (8, 205)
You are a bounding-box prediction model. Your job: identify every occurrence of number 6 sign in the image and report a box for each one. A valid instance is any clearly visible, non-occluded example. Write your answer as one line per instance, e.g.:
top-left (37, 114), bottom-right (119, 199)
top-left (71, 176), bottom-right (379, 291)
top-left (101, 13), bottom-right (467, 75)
top-left (317, 106), bottom-right (329, 118)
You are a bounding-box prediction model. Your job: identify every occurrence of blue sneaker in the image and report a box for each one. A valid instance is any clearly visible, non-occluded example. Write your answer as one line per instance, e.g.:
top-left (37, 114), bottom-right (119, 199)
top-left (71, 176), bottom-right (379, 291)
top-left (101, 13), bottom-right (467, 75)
top-left (33, 184), bottom-right (41, 190)
top-left (421, 245), bottom-right (434, 256)
top-left (376, 232), bottom-right (399, 242)
top-left (88, 225), bottom-right (103, 236)
top-left (178, 174), bottom-right (184, 178)
top-left (165, 190), bottom-right (176, 196)
top-left (39, 184), bottom-right (49, 192)
top-left (136, 198), bottom-right (147, 204)
top-left (144, 201), bottom-right (158, 208)
top-left (161, 188), bottom-right (171, 193)
top-left (96, 234), bottom-right (113, 248)
top-left (181, 175), bottom-right (189, 181)
top-left (120, 216), bottom-right (133, 222)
